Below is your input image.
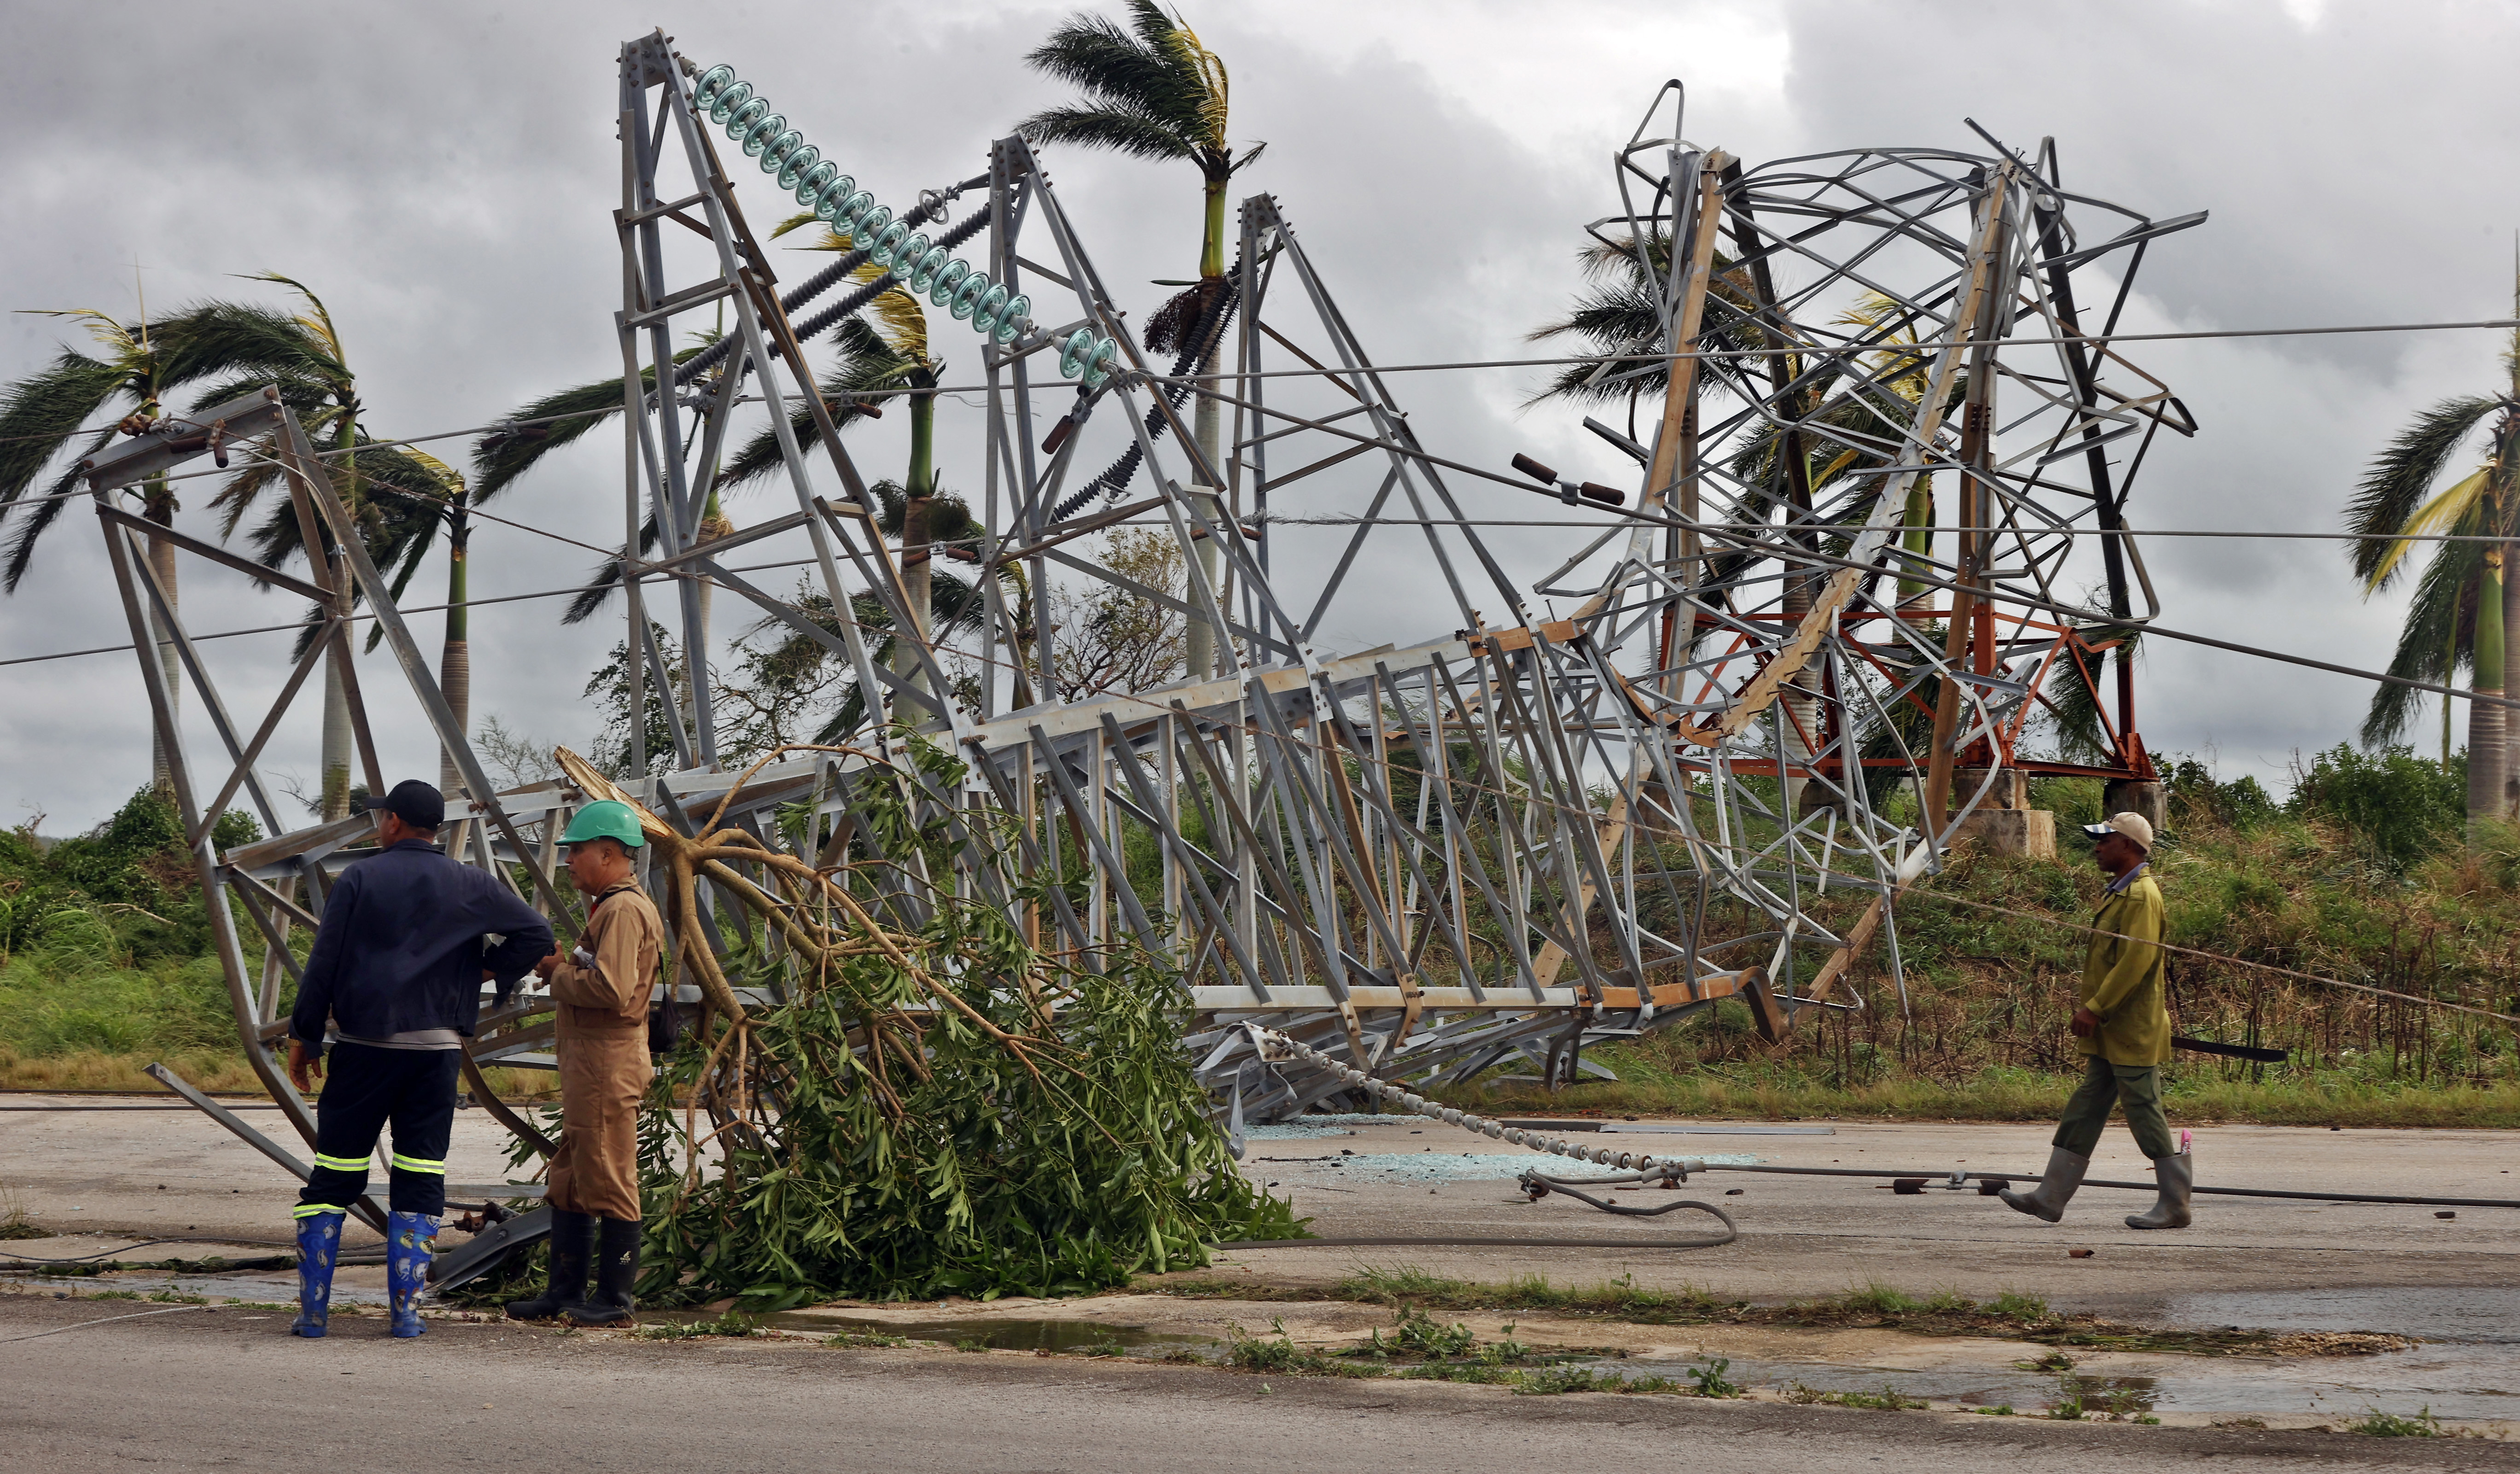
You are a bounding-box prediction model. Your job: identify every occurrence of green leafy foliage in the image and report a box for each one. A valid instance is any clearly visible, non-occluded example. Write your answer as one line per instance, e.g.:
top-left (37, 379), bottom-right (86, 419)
top-left (2290, 745), bottom-right (2464, 868)
top-left (632, 734), bottom-right (1302, 1309)
top-left (0, 788), bottom-right (263, 1063)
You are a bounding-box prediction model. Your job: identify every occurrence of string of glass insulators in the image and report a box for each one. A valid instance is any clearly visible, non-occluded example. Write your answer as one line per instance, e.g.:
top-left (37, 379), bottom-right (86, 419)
top-left (691, 64), bottom-right (1121, 388)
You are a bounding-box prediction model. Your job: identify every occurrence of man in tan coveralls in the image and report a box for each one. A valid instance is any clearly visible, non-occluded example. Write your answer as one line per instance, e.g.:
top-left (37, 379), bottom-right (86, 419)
top-left (505, 800), bottom-right (665, 1325)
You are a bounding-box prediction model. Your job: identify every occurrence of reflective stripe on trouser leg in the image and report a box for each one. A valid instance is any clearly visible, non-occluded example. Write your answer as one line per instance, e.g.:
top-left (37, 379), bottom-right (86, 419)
top-left (386, 1153), bottom-right (450, 1218)
top-left (292, 1203), bottom-right (350, 1220)
top-left (299, 1161), bottom-right (372, 1212)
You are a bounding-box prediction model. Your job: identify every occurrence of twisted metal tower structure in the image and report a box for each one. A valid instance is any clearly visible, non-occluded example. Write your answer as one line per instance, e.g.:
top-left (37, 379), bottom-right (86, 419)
top-left (93, 37), bottom-right (2198, 1191)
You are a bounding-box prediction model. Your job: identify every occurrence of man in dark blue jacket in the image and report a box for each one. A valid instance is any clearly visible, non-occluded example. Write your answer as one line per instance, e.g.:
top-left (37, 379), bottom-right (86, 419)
top-left (285, 779), bottom-right (552, 1340)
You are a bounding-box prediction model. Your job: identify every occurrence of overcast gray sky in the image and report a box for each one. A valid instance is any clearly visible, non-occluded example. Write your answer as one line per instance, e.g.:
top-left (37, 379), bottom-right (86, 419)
top-left (3, 0), bottom-right (2512, 832)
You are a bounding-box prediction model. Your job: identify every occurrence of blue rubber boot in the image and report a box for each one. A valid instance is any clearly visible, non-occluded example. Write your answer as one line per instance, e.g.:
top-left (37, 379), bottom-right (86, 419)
top-left (386, 1211), bottom-right (438, 1339)
top-left (291, 1206), bottom-right (344, 1338)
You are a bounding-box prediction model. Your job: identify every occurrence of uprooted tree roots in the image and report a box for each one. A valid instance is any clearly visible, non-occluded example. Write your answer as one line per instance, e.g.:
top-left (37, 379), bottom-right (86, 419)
top-left (550, 738), bottom-right (1302, 1309)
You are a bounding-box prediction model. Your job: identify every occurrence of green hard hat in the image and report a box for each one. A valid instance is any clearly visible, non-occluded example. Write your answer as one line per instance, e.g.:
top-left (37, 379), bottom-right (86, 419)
top-left (560, 800), bottom-right (647, 849)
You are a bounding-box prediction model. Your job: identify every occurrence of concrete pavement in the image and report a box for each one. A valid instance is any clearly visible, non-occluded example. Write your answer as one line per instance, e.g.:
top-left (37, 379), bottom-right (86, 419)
top-left (0, 1293), bottom-right (2508, 1472)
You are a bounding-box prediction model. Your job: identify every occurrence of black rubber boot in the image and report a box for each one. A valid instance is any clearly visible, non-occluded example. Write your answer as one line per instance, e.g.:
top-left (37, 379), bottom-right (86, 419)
top-left (567, 1217), bottom-right (641, 1328)
top-left (504, 1209), bottom-right (592, 1321)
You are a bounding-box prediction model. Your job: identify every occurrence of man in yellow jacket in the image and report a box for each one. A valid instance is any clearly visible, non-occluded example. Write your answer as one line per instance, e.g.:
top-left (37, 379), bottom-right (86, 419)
top-left (2000, 811), bottom-right (2191, 1230)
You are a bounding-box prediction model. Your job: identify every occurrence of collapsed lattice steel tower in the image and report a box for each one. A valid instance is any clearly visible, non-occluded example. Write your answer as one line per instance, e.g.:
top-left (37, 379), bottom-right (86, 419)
top-left (87, 35), bottom-right (2196, 1193)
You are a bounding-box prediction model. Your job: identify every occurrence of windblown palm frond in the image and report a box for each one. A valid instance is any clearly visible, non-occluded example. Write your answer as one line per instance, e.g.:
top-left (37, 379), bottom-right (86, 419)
top-left (1019, 1), bottom-right (1238, 175)
top-left (717, 318), bottom-right (906, 494)
top-left (2361, 496), bottom-right (2494, 748)
top-left (0, 350), bottom-right (131, 591)
top-left (146, 298), bottom-right (351, 393)
top-left (470, 346), bottom-right (705, 504)
top-left (2042, 629), bottom-right (2139, 763)
top-left (2346, 393), bottom-right (2500, 590)
top-left (1524, 232), bottom-right (1759, 407)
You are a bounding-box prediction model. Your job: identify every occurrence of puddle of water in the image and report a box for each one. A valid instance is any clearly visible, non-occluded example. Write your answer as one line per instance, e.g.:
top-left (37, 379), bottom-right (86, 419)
top-left (2168, 1287), bottom-right (2520, 1346)
top-left (1605, 1341), bottom-right (2520, 1421)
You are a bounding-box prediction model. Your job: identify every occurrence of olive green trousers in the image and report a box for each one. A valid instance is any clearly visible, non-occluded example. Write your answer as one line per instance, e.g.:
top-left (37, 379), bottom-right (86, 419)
top-left (2053, 1053), bottom-right (2174, 1160)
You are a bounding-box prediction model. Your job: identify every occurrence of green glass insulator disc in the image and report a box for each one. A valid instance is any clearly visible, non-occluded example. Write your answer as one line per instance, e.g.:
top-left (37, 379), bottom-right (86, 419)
top-left (776, 143), bottom-right (820, 190)
top-left (869, 220), bottom-right (913, 267)
top-left (854, 205), bottom-right (894, 252)
top-left (890, 232), bottom-right (930, 275)
top-left (742, 114), bottom-right (788, 157)
top-left (796, 161), bottom-right (840, 207)
top-left (828, 189), bottom-right (874, 232)
top-left (969, 283), bottom-right (1009, 333)
top-left (950, 272), bottom-right (991, 320)
top-left (907, 246), bottom-right (949, 294)
top-left (1059, 328), bottom-right (1096, 378)
top-left (1082, 338), bottom-right (1120, 387)
top-left (992, 294), bottom-right (1031, 344)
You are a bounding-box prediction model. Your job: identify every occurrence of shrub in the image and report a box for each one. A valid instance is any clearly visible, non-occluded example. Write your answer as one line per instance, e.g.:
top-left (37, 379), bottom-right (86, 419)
top-left (2165, 755), bottom-right (2280, 831)
top-left (2289, 745), bottom-right (2462, 867)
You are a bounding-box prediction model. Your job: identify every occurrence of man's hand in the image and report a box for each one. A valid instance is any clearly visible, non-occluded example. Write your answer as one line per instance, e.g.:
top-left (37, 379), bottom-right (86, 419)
top-left (2070, 1006), bottom-right (2100, 1039)
top-left (287, 1038), bottom-right (323, 1094)
top-left (534, 945), bottom-right (561, 981)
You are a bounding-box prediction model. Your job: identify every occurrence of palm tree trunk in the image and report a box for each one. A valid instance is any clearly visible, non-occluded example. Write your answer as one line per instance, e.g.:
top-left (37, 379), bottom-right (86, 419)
top-left (2446, 613), bottom-right (2460, 766)
top-left (1187, 355), bottom-right (1223, 682)
top-left (438, 514), bottom-right (470, 797)
top-left (1896, 474), bottom-right (1934, 618)
top-left (143, 474), bottom-right (181, 797)
top-left (2471, 562), bottom-right (2506, 832)
top-left (2504, 537), bottom-right (2520, 818)
top-left (1186, 176), bottom-right (1228, 683)
top-left (320, 636), bottom-right (354, 819)
top-left (318, 413), bottom-right (360, 820)
top-left (896, 392), bottom-right (936, 698)
top-left (694, 488), bottom-right (733, 724)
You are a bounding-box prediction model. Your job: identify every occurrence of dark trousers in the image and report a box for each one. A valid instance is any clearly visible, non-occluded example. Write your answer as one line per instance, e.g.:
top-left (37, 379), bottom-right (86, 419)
top-left (295, 1042), bottom-right (460, 1217)
top-left (2053, 1053), bottom-right (2174, 1160)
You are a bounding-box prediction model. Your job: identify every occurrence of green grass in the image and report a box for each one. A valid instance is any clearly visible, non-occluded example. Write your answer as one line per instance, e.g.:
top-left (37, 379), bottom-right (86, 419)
top-left (636, 1311), bottom-right (762, 1340)
top-left (1803, 1383), bottom-right (1927, 1411)
top-left (2343, 1406), bottom-right (2444, 1438)
top-left (1435, 763), bottom-right (2520, 1131)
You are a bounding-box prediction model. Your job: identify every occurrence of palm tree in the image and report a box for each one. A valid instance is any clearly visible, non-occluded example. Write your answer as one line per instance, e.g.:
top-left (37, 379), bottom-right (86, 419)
top-left (762, 216), bottom-right (951, 693)
top-left (729, 481), bottom-right (1025, 743)
top-left (1018, 0), bottom-right (1264, 680)
top-left (180, 275), bottom-right (381, 820)
top-left (221, 442), bottom-right (477, 795)
top-left (0, 287), bottom-right (358, 801)
top-left (2346, 363), bottom-right (2520, 829)
top-left (0, 309), bottom-right (184, 792)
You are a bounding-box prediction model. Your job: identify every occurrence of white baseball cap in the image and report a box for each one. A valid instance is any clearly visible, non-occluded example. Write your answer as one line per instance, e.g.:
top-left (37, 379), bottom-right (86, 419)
top-left (2081, 811), bottom-right (2154, 852)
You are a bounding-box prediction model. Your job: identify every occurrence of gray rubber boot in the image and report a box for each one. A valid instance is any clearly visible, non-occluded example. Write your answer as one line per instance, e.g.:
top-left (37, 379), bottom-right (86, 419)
top-left (2125, 1154), bottom-right (2193, 1230)
top-left (1997, 1146), bottom-right (2090, 1223)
